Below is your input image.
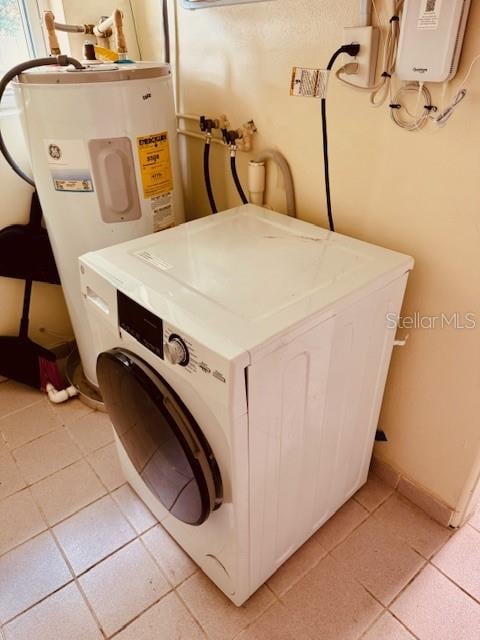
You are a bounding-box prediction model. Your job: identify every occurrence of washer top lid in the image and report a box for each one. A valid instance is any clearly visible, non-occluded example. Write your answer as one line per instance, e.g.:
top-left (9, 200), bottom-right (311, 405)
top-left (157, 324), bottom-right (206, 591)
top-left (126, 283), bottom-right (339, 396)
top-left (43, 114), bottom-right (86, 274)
top-left (80, 205), bottom-right (413, 357)
top-left (17, 61), bottom-right (170, 85)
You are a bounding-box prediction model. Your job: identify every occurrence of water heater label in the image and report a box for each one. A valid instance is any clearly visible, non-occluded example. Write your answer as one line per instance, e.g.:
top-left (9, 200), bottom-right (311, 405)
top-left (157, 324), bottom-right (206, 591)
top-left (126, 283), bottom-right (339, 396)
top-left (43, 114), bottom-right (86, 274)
top-left (417, 0), bottom-right (442, 30)
top-left (44, 139), bottom-right (94, 193)
top-left (137, 132), bottom-right (173, 199)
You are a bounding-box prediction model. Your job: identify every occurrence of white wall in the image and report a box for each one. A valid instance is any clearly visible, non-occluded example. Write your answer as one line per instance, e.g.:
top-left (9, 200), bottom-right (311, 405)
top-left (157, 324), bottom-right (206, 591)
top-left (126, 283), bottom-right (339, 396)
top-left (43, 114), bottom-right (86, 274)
top-left (133, 0), bottom-right (480, 516)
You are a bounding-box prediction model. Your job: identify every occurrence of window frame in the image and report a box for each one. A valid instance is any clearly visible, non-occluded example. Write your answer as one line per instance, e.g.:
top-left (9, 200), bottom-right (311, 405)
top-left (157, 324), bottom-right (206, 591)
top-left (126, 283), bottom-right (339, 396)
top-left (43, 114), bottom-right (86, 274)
top-left (0, 0), bottom-right (46, 113)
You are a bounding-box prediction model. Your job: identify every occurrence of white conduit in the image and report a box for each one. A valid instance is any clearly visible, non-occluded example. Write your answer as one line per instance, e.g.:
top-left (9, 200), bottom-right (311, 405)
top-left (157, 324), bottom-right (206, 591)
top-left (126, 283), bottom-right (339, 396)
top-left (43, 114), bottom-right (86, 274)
top-left (46, 383), bottom-right (78, 404)
top-left (250, 150), bottom-right (296, 217)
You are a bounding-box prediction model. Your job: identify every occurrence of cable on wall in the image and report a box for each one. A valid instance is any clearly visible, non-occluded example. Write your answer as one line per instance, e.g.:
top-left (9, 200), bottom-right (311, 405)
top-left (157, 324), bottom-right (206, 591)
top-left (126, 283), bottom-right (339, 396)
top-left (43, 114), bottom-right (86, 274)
top-left (335, 0), bottom-right (403, 108)
top-left (389, 82), bottom-right (434, 132)
top-left (321, 44), bottom-right (360, 232)
top-left (162, 0), bottom-right (171, 64)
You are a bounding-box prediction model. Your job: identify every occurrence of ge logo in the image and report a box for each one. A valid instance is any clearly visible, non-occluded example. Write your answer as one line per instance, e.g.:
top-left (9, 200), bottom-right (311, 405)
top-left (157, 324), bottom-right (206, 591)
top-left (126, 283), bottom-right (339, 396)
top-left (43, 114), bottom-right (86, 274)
top-left (48, 144), bottom-right (62, 160)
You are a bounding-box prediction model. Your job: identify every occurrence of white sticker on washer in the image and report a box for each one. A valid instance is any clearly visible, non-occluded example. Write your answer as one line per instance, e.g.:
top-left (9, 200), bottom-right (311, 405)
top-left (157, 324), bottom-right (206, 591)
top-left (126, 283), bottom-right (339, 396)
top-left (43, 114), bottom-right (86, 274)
top-left (44, 139), bottom-right (94, 193)
top-left (417, 0), bottom-right (442, 30)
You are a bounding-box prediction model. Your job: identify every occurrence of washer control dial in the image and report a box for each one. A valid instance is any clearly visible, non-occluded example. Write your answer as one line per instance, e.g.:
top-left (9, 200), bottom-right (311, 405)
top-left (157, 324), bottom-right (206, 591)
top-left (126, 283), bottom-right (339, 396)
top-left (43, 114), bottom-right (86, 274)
top-left (164, 334), bottom-right (189, 366)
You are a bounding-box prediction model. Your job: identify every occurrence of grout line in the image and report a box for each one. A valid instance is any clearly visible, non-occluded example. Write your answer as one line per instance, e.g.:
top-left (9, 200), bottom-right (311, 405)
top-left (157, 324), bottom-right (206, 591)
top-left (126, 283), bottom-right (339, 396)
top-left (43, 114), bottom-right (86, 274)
top-left (424, 557), bottom-right (480, 606)
top-left (0, 398), bottom-right (44, 423)
top-left (169, 586), bottom-right (211, 639)
top-left (1, 578), bottom-right (77, 628)
top-left (357, 606), bottom-right (387, 639)
top-left (26, 488), bottom-right (108, 639)
top-left (387, 609), bottom-right (421, 639)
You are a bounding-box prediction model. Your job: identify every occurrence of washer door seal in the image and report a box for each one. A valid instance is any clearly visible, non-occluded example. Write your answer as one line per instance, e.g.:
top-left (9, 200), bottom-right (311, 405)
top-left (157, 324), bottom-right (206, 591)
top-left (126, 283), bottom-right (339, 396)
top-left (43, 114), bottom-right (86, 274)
top-left (97, 348), bottom-right (222, 526)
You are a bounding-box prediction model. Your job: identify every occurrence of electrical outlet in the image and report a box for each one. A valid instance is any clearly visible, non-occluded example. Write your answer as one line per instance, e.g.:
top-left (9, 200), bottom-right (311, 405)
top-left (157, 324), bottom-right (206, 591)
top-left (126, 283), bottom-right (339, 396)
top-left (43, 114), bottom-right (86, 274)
top-left (342, 26), bottom-right (379, 89)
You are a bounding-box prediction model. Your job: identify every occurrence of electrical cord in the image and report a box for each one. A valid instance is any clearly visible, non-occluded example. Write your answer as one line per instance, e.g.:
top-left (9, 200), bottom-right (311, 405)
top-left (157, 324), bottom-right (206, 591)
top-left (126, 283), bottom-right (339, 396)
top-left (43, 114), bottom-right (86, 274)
top-left (0, 55), bottom-right (84, 187)
top-left (162, 0), bottom-right (171, 65)
top-left (321, 44), bottom-right (360, 232)
top-left (230, 148), bottom-right (248, 205)
top-left (335, 0), bottom-right (403, 108)
top-left (389, 82), bottom-right (433, 131)
top-left (203, 135), bottom-right (217, 214)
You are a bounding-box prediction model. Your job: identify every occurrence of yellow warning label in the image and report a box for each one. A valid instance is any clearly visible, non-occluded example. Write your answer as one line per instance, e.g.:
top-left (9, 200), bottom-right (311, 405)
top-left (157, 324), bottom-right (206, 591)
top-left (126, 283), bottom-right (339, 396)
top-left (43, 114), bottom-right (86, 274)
top-left (137, 132), bottom-right (173, 199)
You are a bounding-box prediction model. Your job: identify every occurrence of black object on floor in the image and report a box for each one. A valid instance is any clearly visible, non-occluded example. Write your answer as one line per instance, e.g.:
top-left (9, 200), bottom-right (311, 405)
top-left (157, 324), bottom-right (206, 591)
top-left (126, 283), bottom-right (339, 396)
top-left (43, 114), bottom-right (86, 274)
top-left (0, 191), bottom-right (64, 389)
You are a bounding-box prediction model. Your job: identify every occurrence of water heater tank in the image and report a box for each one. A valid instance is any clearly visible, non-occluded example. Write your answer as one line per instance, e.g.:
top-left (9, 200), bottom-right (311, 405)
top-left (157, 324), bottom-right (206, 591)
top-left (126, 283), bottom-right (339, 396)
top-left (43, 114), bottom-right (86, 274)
top-left (14, 62), bottom-right (184, 387)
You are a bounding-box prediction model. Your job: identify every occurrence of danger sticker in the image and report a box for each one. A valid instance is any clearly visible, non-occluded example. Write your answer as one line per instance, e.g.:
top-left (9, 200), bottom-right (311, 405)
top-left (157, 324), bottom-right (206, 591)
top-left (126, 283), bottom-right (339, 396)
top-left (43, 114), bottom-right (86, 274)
top-left (137, 132), bottom-right (173, 199)
top-left (290, 67), bottom-right (329, 98)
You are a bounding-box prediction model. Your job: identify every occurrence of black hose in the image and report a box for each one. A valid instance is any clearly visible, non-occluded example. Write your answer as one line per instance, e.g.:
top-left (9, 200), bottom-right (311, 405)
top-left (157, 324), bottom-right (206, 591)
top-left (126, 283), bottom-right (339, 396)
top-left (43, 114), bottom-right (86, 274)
top-left (230, 154), bottom-right (248, 205)
top-left (162, 0), bottom-right (171, 65)
top-left (321, 44), bottom-right (360, 232)
top-left (203, 139), bottom-right (217, 214)
top-left (0, 55), bottom-right (84, 187)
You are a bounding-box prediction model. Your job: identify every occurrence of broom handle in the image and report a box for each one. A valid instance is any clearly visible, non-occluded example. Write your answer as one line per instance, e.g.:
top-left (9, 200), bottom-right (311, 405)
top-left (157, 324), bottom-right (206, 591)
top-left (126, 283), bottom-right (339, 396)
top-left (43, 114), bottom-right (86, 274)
top-left (19, 279), bottom-right (32, 338)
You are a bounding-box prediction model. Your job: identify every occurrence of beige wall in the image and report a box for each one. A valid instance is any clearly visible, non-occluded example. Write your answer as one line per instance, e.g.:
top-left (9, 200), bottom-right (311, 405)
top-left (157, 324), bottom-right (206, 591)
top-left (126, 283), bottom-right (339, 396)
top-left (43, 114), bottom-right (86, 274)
top-left (134, 0), bottom-right (480, 514)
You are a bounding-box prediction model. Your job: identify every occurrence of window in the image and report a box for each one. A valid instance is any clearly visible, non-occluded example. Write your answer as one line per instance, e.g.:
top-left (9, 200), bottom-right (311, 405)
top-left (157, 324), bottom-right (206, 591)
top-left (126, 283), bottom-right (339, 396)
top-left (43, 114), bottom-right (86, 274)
top-left (0, 0), bottom-right (45, 109)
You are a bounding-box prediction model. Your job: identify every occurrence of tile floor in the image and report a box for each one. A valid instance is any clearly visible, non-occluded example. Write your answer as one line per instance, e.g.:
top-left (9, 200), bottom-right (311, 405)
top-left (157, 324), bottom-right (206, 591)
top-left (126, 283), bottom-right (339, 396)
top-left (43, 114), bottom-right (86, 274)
top-left (1, 380), bottom-right (480, 639)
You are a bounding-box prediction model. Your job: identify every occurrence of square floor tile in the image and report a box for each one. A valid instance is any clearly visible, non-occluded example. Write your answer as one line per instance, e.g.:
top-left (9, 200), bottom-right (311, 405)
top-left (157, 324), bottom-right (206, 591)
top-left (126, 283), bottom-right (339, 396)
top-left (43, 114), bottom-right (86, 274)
top-left (80, 539), bottom-right (171, 636)
top-left (362, 612), bottom-right (414, 640)
top-left (142, 524), bottom-right (196, 587)
top-left (115, 592), bottom-right (205, 640)
top-left (112, 485), bottom-right (157, 534)
top-left (267, 532), bottom-right (327, 597)
top-left (0, 382), bottom-right (42, 419)
top-left (0, 531), bottom-right (72, 623)
top-left (0, 488), bottom-right (46, 555)
top-left (236, 601), bottom-right (313, 640)
top-left (51, 399), bottom-right (93, 426)
top-left (354, 473), bottom-right (394, 512)
top-left (314, 498), bottom-right (369, 552)
top-left (331, 517), bottom-right (425, 605)
top-left (67, 411), bottom-right (113, 455)
top-left (87, 442), bottom-right (124, 491)
top-left (53, 494), bottom-right (136, 575)
top-left (391, 564), bottom-right (480, 640)
top-left (281, 554), bottom-right (382, 640)
top-left (432, 524), bottom-right (480, 601)
top-left (374, 493), bottom-right (451, 558)
top-left (30, 459), bottom-right (106, 526)
top-left (0, 401), bottom-right (61, 450)
top-left (178, 572), bottom-right (275, 640)
top-left (13, 429), bottom-right (82, 485)
top-left (3, 583), bottom-right (101, 640)
top-left (0, 453), bottom-right (26, 500)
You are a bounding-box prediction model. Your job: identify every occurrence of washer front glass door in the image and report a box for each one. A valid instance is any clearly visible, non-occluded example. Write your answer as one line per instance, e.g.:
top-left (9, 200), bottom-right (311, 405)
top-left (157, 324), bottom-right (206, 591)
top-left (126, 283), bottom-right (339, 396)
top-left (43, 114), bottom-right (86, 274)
top-left (97, 349), bottom-right (221, 525)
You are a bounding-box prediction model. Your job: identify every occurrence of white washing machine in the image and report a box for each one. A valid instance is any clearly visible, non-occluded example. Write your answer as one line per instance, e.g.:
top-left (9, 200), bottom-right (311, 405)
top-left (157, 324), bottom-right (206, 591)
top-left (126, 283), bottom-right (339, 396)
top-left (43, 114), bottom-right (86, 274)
top-left (79, 204), bottom-right (413, 605)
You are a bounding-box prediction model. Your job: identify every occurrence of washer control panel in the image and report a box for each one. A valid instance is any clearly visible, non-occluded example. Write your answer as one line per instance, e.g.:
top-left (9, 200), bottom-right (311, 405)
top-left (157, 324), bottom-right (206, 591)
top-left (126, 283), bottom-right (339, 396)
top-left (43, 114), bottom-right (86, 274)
top-left (164, 334), bottom-right (189, 367)
top-left (116, 290), bottom-right (228, 387)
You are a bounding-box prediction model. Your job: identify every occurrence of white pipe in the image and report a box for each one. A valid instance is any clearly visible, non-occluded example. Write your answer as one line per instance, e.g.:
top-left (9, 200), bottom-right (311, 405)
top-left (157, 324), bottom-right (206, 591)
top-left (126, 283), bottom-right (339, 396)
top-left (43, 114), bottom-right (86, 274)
top-left (248, 161), bottom-right (266, 205)
top-left (177, 128), bottom-right (225, 145)
top-left (251, 149), bottom-right (296, 217)
top-left (46, 383), bottom-right (78, 404)
top-left (176, 113), bottom-right (201, 122)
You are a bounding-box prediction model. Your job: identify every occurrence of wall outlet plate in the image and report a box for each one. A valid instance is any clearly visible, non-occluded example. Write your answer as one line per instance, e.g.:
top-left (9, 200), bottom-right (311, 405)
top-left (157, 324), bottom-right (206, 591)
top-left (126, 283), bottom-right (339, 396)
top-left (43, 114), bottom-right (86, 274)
top-left (342, 26), bottom-right (379, 89)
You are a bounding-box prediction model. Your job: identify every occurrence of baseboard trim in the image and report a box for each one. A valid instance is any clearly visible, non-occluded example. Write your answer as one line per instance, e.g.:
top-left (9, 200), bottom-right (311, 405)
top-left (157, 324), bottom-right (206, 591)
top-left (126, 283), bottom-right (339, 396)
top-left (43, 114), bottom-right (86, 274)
top-left (371, 457), bottom-right (454, 527)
